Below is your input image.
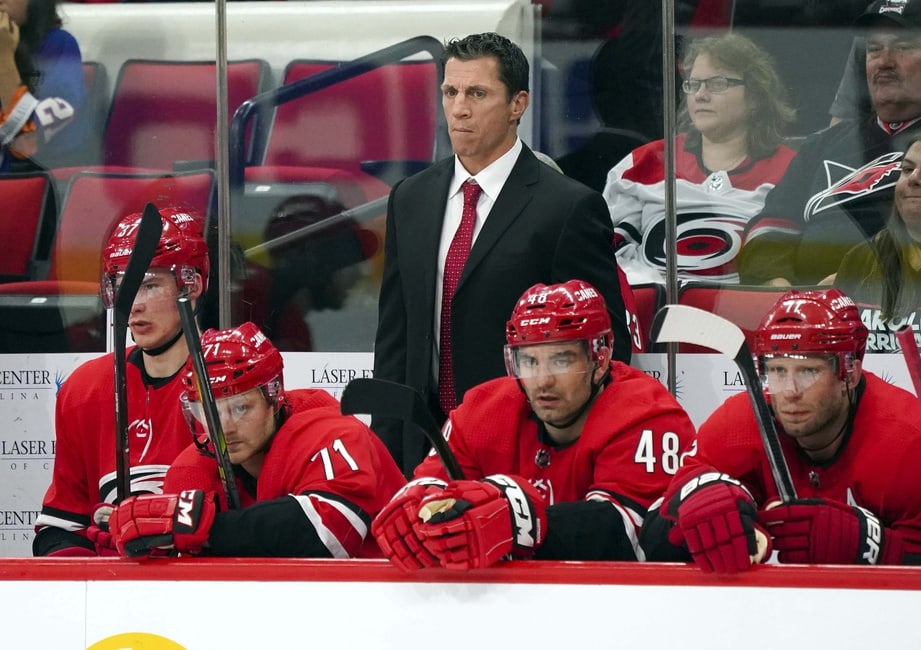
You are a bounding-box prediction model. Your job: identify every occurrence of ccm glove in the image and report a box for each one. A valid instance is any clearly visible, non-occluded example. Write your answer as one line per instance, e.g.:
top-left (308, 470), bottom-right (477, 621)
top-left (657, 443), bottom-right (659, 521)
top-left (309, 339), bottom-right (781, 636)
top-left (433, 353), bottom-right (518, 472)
top-left (417, 474), bottom-right (547, 570)
top-left (760, 498), bottom-right (896, 565)
top-left (371, 478), bottom-right (447, 572)
top-left (85, 502), bottom-right (118, 556)
top-left (664, 472), bottom-right (770, 574)
top-left (109, 490), bottom-right (217, 558)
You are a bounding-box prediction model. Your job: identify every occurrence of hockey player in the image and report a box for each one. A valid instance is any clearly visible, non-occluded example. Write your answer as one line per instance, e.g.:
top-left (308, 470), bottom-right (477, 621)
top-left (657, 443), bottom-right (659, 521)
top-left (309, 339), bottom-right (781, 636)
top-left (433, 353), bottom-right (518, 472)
top-left (372, 280), bottom-right (696, 571)
top-left (641, 288), bottom-right (921, 573)
top-left (32, 206), bottom-right (210, 556)
top-left (107, 322), bottom-right (406, 558)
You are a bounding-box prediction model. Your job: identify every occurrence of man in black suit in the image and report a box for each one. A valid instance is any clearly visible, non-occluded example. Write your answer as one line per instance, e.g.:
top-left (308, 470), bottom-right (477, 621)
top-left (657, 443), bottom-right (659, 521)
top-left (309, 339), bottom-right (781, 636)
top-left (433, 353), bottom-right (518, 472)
top-left (373, 32), bottom-right (630, 475)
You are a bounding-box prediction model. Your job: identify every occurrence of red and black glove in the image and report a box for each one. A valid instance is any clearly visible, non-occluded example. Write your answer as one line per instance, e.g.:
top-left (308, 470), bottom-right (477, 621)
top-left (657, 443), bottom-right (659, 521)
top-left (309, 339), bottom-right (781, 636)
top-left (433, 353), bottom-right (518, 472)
top-left (371, 477), bottom-right (447, 572)
top-left (663, 472), bottom-right (770, 574)
top-left (109, 490), bottom-right (217, 558)
top-left (416, 474), bottom-right (547, 570)
top-left (760, 498), bottom-right (895, 565)
top-left (85, 502), bottom-right (118, 556)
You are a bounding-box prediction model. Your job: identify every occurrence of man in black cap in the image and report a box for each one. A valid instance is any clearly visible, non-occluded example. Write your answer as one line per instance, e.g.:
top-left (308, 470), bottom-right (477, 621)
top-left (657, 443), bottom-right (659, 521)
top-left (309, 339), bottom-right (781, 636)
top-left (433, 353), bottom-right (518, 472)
top-left (738, 0), bottom-right (921, 286)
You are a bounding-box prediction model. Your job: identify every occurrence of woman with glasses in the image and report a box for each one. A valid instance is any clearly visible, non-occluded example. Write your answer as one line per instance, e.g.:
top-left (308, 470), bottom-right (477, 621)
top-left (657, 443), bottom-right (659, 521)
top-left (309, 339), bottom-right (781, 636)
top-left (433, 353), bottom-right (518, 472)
top-left (602, 32), bottom-right (797, 285)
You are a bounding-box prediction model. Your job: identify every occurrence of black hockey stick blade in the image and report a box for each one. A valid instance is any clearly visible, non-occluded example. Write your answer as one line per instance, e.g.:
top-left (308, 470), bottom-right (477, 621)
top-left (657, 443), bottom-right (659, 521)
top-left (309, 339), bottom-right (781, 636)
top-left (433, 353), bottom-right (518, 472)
top-left (340, 378), bottom-right (465, 480)
top-left (177, 296), bottom-right (242, 509)
top-left (112, 203), bottom-right (163, 504)
top-left (652, 304), bottom-right (797, 502)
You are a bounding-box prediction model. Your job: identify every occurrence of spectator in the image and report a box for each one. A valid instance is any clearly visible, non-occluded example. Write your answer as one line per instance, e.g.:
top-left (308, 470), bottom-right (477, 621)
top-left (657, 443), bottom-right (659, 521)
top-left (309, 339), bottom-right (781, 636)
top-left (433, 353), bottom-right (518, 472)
top-left (32, 206), bottom-right (210, 556)
top-left (738, 0), bottom-right (921, 287)
top-left (372, 280), bottom-right (695, 571)
top-left (641, 288), bottom-right (921, 573)
top-left (603, 32), bottom-right (796, 285)
top-left (836, 133), bottom-right (921, 321)
top-left (0, 0), bottom-right (88, 172)
top-left (373, 32), bottom-right (630, 475)
top-left (106, 322), bottom-right (406, 558)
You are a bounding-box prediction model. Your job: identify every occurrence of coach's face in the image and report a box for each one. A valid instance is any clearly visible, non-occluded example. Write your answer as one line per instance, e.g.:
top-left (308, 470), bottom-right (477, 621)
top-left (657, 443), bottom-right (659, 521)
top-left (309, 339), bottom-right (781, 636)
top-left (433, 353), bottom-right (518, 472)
top-left (866, 29), bottom-right (921, 122)
top-left (442, 55), bottom-right (528, 175)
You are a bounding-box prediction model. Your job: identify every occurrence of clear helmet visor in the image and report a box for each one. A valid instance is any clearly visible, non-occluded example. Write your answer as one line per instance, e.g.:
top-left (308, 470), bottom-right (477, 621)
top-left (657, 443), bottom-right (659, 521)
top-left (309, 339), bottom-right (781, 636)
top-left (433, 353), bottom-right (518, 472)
top-left (181, 386), bottom-right (270, 428)
top-left (759, 354), bottom-right (840, 394)
top-left (100, 265), bottom-right (195, 309)
top-left (504, 342), bottom-right (591, 379)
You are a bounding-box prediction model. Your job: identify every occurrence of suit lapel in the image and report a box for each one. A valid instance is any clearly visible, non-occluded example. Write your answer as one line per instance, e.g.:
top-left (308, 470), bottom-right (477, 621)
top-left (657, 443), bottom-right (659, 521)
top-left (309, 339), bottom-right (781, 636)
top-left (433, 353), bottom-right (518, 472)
top-left (457, 147), bottom-right (540, 292)
top-left (407, 159), bottom-right (453, 309)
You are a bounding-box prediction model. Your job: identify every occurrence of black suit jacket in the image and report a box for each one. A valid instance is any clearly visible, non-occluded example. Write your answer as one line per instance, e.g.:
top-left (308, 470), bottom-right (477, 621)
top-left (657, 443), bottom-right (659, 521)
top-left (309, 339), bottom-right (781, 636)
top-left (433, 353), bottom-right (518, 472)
top-left (372, 145), bottom-right (630, 474)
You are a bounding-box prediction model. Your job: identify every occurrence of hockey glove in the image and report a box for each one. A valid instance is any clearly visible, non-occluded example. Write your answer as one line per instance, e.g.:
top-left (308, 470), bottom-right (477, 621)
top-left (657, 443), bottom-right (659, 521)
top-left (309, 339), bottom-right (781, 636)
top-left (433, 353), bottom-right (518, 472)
top-left (109, 490), bottom-right (216, 558)
top-left (416, 474), bottom-right (547, 570)
top-left (371, 478), bottom-right (448, 572)
top-left (664, 472), bottom-right (770, 574)
top-left (85, 502), bottom-right (118, 556)
top-left (760, 498), bottom-right (895, 565)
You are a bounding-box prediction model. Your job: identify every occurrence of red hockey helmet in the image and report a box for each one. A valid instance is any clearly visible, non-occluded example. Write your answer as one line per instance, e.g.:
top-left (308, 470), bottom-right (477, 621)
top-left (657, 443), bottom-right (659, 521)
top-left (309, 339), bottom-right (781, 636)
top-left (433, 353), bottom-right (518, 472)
top-left (504, 280), bottom-right (612, 376)
top-left (182, 322), bottom-right (285, 405)
top-left (754, 288), bottom-right (868, 378)
top-left (101, 205), bottom-right (210, 308)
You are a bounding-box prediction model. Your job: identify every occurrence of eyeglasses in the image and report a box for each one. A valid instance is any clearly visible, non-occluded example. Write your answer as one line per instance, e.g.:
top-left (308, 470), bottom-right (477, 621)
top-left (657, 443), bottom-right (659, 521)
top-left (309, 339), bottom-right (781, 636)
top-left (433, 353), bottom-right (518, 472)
top-left (682, 76), bottom-right (745, 94)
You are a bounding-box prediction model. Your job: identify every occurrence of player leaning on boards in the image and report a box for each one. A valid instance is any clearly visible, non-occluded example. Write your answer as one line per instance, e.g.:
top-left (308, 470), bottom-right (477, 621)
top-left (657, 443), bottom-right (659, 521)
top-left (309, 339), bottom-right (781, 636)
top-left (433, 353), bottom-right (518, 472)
top-left (32, 206), bottom-right (210, 557)
top-left (106, 322), bottom-right (406, 558)
top-left (641, 289), bottom-right (921, 572)
top-left (372, 280), bottom-right (695, 571)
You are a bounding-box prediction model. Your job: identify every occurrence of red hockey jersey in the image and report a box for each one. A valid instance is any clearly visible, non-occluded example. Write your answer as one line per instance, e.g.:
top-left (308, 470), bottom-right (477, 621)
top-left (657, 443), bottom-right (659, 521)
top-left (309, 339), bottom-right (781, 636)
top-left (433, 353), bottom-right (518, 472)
top-left (415, 362), bottom-right (696, 556)
top-left (165, 388), bottom-right (406, 558)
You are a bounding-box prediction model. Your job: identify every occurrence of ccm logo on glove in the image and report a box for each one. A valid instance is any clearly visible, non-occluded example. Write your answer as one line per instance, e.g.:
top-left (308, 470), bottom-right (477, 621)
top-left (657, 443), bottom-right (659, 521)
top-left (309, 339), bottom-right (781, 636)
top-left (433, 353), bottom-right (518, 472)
top-left (488, 475), bottom-right (536, 548)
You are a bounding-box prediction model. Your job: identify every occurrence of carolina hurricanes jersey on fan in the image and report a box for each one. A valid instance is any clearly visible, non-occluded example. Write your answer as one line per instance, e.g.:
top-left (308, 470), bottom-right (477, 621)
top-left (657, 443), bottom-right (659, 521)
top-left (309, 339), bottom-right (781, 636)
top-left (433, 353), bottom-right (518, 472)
top-left (165, 389), bottom-right (406, 558)
top-left (415, 362), bottom-right (696, 557)
top-left (603, 134), bottom-right (795, 284)
top-left (673, 373), bottom-right (921, 561)
top-left (34, 349), bottom-right (191, 549)
top-left (1, 28), bottom-right (87, 172)
top-left (739, 117), bottom-right (921, 285)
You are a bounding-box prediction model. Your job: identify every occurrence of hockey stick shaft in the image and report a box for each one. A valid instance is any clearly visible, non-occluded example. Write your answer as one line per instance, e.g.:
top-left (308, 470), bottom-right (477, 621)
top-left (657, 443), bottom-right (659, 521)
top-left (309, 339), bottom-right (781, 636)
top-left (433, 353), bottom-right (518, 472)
top-left (340, 378), bottom-right (465, 480)
top-left (652, 304), bottom-right (797, 502)
top-left (113, 203), bottom-right (163, 504)
top-left (177, 296), bottom-right (242, 509)
top-left (896, 325), bottom-right (921, 402)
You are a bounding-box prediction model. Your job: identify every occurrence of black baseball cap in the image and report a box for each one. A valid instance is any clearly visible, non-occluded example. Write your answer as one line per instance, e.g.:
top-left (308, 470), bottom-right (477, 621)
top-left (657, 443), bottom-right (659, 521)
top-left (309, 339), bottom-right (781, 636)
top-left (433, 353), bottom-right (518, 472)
top-left (857, 0), bottom-right (921, 28)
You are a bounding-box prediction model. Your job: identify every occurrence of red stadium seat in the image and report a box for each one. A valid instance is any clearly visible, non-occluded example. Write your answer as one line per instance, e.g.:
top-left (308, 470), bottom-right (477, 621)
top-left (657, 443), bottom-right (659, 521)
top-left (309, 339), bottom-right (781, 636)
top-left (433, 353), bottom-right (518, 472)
top-left (0, 172), bottom-right (53, 282)
top-left (0, 170), bottom-right (215, 352)
top-left (675, 282), bottom-right (797, 352)
top-left (264, 59), bottom-right (438, 178)
top-left (103, 59), bottom-right (271, 170)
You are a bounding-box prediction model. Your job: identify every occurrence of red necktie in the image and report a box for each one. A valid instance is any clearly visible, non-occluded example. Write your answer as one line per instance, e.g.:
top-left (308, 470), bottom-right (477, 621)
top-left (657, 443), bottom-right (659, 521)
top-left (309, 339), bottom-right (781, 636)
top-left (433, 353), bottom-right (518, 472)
top-left (438, 179), bottom-right (482, 414)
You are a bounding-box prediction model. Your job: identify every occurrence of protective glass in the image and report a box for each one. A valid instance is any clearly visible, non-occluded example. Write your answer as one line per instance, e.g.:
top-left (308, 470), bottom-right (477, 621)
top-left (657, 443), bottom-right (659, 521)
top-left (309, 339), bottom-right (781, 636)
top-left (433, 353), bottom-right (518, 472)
top-left (504, 343), bottom-right (590, 379)
top-left (185, 387), bottom-right (268, 426)
top-left (760, 355), bottom-right (837, 394)
top-left (681, 76), bottom-right (746, 94)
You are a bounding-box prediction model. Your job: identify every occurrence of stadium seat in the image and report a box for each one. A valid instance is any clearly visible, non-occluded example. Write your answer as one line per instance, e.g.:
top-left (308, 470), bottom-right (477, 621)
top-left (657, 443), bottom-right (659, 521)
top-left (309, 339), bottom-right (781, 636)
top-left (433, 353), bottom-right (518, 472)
top-left (263, 59), bottom-right (438, 182)
top-left (0, 170), bottom-right (215, 352)
top-left (675, 282), bottom-right (796, 352)
top-left (81, 61), bottom-right (110, 166)
top-left (0, 172), bottom-right (53, 282)
top-left (103, 59), bottom-right (271, 170)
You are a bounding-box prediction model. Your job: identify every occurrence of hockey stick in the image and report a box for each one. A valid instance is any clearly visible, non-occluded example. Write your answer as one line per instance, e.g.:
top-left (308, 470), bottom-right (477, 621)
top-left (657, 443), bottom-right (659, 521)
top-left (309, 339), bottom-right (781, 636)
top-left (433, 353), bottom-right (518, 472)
top-left (896, 325), bottom-right (921, 402)
top-left (339, 378), bottom-right (465, 480)
top-left (177, 296), bottom-right (242, 509)
top-left (651, 304), bottom-right (797, 502)
top-left (113, 203), bottom-right (163, 504)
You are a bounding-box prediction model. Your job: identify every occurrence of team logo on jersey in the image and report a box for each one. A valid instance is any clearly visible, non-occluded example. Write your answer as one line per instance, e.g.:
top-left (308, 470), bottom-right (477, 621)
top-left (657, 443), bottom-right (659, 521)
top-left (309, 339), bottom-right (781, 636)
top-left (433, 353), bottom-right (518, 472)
top-left (804, 152), bottom-right (902, 221)
top-left (534, 448), bottom-right (551, 468)
top-left (642, 212), bottom-right (747, 278)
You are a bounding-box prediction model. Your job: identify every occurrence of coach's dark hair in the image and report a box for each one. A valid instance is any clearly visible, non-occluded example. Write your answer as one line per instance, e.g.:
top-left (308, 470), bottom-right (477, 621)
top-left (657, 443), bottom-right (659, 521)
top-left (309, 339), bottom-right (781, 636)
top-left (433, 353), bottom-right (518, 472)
top-left (443, 32), bottom-right (529, 100)
top-left (16, 0), bottom-right (64, 92)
